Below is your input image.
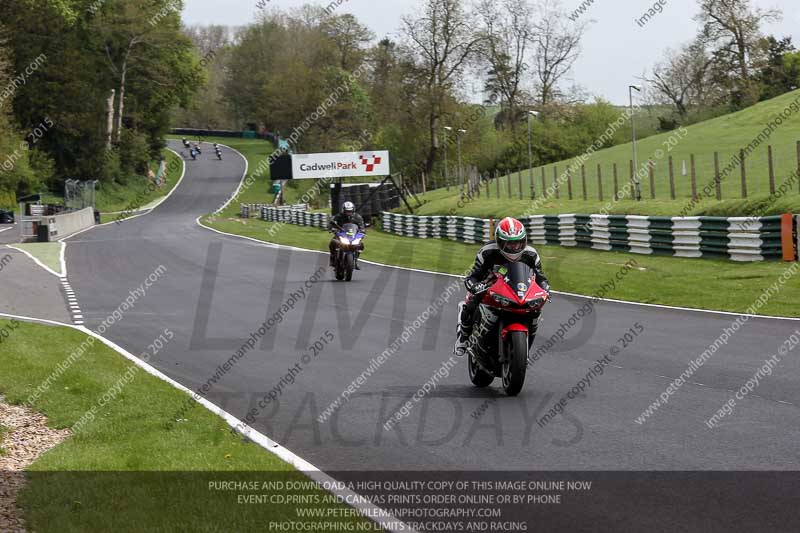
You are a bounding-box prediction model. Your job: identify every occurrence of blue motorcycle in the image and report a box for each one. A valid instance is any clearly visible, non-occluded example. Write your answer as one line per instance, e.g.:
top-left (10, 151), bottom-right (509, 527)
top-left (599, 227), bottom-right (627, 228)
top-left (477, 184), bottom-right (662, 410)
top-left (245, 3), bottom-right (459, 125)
top-left (333, 222), bottom-right (365, 281)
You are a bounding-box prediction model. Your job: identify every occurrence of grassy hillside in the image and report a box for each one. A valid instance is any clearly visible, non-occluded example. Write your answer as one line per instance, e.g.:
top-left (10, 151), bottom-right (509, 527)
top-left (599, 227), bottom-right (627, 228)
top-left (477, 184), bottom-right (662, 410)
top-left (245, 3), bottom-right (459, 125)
top-left (94, 149), bottom-right (185, 214)
top-left (416, 90), bottom-right (800, 217)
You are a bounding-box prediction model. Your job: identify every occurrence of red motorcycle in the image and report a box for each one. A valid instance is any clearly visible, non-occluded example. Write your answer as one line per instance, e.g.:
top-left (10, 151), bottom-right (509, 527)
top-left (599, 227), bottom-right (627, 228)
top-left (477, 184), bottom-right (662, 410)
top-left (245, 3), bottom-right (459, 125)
top-left (461, 262), bottom-right (549, 396)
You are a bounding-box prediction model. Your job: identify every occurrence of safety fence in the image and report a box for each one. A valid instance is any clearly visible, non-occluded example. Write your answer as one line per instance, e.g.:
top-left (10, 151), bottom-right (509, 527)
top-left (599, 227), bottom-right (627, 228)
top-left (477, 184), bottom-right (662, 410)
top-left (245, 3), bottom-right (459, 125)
top-left (380, 212), bottom-right (490, 244)
top-left (241, 203), bottom-right (309, 218)
top-left (381, 211), bottom-right (797, 262)
top-left (525, 214), bottom-right (794, 262)
top-left (261, 206), bottom-right (329, 229)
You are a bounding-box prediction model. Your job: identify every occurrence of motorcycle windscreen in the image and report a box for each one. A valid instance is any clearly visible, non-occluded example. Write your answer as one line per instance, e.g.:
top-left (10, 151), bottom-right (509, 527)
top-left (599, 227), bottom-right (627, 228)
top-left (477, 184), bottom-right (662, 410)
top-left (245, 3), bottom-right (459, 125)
top-left (341, 223), bottom-right (359, 236)
top-left (503, 262), bottom-right (543, 301)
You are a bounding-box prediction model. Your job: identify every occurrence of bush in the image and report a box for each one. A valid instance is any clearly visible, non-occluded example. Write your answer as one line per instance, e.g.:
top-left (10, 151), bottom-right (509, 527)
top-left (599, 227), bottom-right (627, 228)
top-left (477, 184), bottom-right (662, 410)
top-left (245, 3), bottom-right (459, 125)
top-left (119, 129), bottom-right (151, 180)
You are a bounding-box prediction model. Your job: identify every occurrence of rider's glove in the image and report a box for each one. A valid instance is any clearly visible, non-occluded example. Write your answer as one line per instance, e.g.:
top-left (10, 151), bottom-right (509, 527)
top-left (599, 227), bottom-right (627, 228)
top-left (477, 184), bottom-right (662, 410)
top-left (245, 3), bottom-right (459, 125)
top-left (465, 278), bottom-right (492, 294)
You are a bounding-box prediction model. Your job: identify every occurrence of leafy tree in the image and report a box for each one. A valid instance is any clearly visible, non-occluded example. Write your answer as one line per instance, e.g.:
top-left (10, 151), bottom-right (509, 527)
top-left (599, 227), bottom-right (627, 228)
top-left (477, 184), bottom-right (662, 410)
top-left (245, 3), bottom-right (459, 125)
top-left (320, 14), bottom-right (374, 72)
top-left (756, 36), bottom-right (799, 100)
top-left (0, 0), bottom-right (200, 189)
top-left (476, 0), bottom-right (533, 132)
top-left (695, 0), bottom-right (781, 107)
top-left (401, 0), bottom-right (482, 173)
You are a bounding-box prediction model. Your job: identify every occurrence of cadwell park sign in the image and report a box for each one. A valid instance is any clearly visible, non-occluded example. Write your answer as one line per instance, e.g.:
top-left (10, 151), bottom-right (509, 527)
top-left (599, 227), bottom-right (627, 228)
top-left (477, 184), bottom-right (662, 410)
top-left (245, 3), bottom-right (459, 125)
top-left (270, 150), bottom-right (390, 180)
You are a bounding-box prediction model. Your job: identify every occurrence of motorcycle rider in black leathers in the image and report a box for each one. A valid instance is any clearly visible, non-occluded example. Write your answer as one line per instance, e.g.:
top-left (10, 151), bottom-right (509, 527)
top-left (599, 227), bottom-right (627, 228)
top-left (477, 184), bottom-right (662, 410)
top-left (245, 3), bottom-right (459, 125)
top-left (454, 217), bottom-right (550, 356)
top-left (329, 201), bottom-right (366, 269)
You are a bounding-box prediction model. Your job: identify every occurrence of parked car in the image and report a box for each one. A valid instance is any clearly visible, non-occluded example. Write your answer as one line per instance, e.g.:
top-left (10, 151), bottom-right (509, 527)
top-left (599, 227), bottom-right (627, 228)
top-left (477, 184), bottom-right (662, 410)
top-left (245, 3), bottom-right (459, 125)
top-left (0, 209), bottom-right (14, 224)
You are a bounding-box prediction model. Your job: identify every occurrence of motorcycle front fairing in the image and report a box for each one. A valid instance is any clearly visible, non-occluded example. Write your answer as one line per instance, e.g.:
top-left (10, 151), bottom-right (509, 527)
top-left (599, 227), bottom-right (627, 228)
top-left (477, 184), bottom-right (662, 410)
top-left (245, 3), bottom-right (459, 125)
top-left (335, 223), bottom-right (366, 252)
top-left (479, 262), bottom-right (548, 363)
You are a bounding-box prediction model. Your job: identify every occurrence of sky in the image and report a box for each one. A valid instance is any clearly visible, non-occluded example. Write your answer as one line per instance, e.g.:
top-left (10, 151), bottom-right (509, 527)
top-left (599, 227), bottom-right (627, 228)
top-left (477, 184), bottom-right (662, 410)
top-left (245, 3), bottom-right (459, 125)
top-left (181, 0), bottom-right (800, 105)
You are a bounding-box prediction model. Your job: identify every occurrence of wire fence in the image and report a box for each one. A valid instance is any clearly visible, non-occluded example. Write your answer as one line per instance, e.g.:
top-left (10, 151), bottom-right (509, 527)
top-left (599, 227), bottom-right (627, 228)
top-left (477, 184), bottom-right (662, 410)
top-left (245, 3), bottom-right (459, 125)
top-left (421, 140), bottom-right (800, 203)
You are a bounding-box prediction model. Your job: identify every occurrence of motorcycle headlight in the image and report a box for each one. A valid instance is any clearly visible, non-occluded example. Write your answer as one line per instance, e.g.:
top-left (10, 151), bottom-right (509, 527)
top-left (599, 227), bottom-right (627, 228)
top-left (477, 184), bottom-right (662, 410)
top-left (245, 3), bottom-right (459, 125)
top-left (351, 238), bottom-right (361, 245)
top-left (528, 297), bottom-right (545, 308)
top-left (491, 294), bottom-right (515, 307)
top-left (339, 236), bottom-right (351, 245)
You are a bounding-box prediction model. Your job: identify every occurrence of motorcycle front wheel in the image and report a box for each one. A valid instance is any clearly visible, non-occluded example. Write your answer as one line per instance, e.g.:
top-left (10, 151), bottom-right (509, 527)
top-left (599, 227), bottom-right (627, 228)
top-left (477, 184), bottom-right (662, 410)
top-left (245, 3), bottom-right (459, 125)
top-left (335, 259), bottom-right (345, 281)
top-left (344, 254), bottom-right (355, 281)
top-left (502, 330), bottom-right (528, 396)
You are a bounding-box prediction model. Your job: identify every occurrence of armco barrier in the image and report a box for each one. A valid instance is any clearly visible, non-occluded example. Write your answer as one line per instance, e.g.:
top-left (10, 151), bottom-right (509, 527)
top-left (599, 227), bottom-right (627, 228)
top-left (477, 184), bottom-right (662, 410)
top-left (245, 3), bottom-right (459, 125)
top-left (261, 206), bottom-right (329, 229)
top-left (381, 212), bottom-right (490, 244)
top-left (39, 207), bottom-right (95, 242)
top-left (383, 212), bottom-right (795, 262)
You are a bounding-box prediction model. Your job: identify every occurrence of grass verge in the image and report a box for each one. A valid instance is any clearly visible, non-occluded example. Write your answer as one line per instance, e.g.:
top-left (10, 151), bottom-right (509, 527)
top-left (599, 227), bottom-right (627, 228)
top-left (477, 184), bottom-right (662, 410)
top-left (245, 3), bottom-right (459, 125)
top-left (410, 186), bottom-right (800, 218)
top-left (9, 243), bottom-right (62, 274)
top-left (202, 216), bottom-right (799, 318)
top-left (0, 320), bottom-right (372, 532)
top-left (94, 149), bottom-right (184, 215)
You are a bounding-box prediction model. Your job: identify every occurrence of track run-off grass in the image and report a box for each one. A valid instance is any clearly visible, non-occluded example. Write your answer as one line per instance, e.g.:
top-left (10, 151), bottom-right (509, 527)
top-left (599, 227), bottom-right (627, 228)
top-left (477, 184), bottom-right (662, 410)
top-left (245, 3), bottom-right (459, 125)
top-left (9, 243), bottom-right (63, 275)
top-left (202, 216), bottom-right (800, 318)
top-left (0, 320), bottom-right (373, 532)
top-left (95, 148), bottom-right (185, 216)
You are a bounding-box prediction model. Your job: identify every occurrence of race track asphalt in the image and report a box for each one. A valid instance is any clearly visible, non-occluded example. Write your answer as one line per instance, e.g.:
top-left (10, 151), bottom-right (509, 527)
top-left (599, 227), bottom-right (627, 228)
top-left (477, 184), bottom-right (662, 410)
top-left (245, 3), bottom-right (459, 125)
top-left (62, 141), bottom-right (800, 476)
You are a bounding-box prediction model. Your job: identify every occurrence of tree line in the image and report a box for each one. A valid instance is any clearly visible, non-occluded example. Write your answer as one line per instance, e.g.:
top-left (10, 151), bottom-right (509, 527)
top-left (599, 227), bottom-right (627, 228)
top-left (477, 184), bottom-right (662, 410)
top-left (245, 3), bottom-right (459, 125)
top-left (0, 0), bottom-right (202, 207)
top-left (1, 0), bottom-right (796, 209)
top-left (176, 0), bottom-right (644, 184)
top-left (645, 0), bottom-right (797, 128)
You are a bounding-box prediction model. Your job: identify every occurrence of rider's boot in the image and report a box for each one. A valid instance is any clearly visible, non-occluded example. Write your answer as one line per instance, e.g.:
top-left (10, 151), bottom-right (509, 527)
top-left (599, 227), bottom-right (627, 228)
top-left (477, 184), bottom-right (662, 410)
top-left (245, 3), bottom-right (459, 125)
top-left (453, 302), bottom-right (471, 357)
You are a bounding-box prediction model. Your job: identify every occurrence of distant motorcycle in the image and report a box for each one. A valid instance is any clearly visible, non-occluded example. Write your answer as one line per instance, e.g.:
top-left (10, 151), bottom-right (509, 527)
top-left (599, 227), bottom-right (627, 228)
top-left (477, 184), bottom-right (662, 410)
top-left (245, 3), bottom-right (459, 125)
top-left (215, 148), bottom-right (223, 160)
top-left (332, 223), bottom-right (365, 282)
top-left (461, 262), bottom-right (550, 396)
top-left (190, 148), bottom-right (197, 160)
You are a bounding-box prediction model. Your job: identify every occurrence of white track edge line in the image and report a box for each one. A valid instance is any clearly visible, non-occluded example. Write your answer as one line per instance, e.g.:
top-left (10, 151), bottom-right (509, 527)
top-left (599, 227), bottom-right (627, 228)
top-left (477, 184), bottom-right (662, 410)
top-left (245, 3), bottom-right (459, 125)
top-left (61, 147), bottom-right (188, 242)
top-left (0, 311), bottom-right (413, 533)
top-left (195, 216), bottom-right (800, 322)
top-left (212, 142), bottom-right (249, 214)
top-left (6, 243), bottom-right (65, 278)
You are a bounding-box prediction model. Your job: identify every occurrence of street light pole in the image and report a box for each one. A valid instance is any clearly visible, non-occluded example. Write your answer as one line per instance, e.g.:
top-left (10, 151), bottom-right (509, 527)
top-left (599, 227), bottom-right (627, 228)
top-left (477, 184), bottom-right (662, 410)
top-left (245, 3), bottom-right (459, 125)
top-left (457, 129), bottom-right (467, 199)
top-left (629, 84), bottom-right (642, 201)
top-left (443, 126), bottom-right (452, 191)
top-left (528, 110), bottom-right (539, 199)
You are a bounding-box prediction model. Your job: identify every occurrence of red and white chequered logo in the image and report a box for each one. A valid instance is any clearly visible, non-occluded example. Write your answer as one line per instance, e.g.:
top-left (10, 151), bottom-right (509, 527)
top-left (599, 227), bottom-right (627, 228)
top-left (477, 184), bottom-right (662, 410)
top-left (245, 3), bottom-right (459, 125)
top-left (359, 155), bottom-right (382, 172)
